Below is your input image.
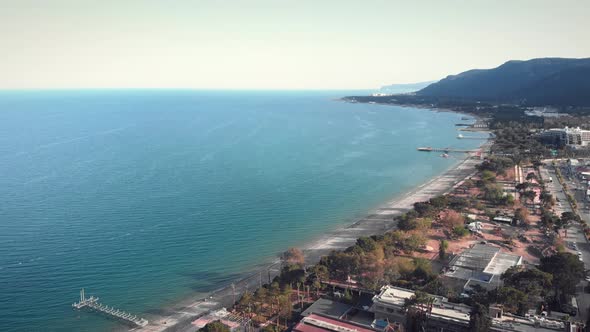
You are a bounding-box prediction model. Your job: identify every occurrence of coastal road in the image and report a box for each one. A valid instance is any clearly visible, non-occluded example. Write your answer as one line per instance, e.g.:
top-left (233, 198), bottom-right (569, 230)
top-left (542, 163), bottom-right (590, 323)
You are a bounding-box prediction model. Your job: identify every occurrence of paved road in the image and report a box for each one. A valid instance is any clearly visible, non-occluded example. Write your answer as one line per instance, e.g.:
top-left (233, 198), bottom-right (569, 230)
top-left (541, 163), bottom-right (590, 323)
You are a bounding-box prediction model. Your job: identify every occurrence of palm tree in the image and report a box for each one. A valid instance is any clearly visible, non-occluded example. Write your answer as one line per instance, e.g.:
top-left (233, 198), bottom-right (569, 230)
top-left (522, 190), bottom-right (537, 208)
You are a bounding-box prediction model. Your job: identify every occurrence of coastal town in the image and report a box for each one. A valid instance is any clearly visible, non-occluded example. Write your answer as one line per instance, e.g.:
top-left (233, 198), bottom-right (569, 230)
top-left (3, 2), bottom-right (589, 332)
top-left (113, 103), bottom-right (587, 332)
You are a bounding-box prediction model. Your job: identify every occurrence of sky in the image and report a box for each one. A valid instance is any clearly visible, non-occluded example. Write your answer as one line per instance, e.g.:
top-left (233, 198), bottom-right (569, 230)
top-left (1, 0), bottom-right (589, 90)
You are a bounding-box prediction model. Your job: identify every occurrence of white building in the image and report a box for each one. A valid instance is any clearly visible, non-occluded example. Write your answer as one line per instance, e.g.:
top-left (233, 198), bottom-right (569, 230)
top-left (539, 127), bottom-right (590, 148)
top-left (370, 285), bottom-right (572, 332)
top-left (444, 244), bottom-right (523, 293)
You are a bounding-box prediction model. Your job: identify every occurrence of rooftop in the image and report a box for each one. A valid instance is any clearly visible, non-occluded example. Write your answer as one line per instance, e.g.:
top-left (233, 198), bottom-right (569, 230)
top-left (484, 252), bottom-right (523, 275)
top-left (372, 286), bottom-right (472, 326)
top-left (372, 286), bottom-right (416, 308)
top-left (371, 286), bottom-right (572, 332)
top-left (446, 244), bottom-right (522, 282)
top-left (293, 314), bottom-right (376, 332)
top-left (492, 314), bottom-right (567, 332)
top-left (301, 299), bottom-right (352, 318)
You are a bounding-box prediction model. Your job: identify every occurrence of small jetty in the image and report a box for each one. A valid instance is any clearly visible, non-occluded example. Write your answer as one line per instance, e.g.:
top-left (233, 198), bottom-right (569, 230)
top-left (417, 147), bottom-right (477, 153)
top-left (73, 289), bottom-right (148, 327)
top-left (457, 134), bottom-right (487, 140)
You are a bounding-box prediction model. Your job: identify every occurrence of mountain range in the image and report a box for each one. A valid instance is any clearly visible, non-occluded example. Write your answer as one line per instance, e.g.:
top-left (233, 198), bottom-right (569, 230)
top-left (417, 58), bottom-right (590, 106)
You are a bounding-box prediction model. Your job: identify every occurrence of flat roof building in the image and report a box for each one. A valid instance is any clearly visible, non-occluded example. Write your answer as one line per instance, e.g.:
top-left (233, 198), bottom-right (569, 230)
top-left (369, 286), bottom-right (576, 332)
top-left (301, 298), bottom-right (352, 319)
top-left (370, 285), bottom-right (472, 331)
top-left (293, 313), bottom-right (378, 332)
top-left (539, 127), bottom-right (590, 148)
top-left (444, 244), bottom-right (522, 293)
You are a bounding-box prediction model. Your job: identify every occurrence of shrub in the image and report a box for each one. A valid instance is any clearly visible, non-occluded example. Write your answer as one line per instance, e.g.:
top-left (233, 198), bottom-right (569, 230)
top-left (453, 226), bottom-right (469, 238)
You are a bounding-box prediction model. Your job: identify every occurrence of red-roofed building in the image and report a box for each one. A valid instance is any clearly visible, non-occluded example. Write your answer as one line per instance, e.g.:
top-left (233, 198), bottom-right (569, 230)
top-left (293, 314), bottom-right (378, 332)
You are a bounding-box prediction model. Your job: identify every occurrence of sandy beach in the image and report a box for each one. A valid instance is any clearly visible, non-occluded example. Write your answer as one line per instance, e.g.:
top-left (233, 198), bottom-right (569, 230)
top-left (133, 143), bottom-right (488, 332)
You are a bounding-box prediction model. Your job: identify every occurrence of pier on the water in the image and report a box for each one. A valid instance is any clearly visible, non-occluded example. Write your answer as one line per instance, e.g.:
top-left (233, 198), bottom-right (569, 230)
top-left (73, 289), bottom-right (148, 327)
top-left (417, 147), bottom-right (477, 153)
top-left (457, 134), bottom-right (488, 140)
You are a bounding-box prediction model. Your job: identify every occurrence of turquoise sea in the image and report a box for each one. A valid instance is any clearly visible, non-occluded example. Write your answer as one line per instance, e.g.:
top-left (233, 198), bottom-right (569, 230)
top-left (0, 90), bottom-right (485, 331)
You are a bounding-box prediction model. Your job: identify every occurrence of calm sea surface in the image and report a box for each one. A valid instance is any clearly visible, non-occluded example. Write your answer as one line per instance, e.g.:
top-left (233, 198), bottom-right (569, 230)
top-left (0, 90), bottom-right (484, 331)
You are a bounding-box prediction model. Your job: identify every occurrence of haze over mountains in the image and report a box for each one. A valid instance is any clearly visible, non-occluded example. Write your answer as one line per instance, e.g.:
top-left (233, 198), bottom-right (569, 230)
top-left (417, 58), bottom-right (590, 106)
top-left (378, 81), bottom-right (437, 94)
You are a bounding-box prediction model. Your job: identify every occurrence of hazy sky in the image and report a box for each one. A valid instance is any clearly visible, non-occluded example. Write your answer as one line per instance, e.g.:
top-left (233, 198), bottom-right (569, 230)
top-left (1, 0), bottom-right (589, 89)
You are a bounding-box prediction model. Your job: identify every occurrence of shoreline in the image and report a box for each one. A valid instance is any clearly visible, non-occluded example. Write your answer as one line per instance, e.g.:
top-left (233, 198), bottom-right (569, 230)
top-left (135, 143), bottom-right (489, 332)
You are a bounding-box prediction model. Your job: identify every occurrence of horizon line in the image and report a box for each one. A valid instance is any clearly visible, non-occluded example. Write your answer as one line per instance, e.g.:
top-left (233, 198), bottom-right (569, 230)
top-left (0, 87), bottom-right (378, 92)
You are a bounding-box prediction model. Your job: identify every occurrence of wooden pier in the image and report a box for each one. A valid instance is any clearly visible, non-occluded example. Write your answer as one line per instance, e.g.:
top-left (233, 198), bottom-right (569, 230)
top-left (73, 289), bottom-right (148, 327)
top-left (457, 134), bottom-right (488, 140)
top-left (417, 147), bottom-right (478, 153)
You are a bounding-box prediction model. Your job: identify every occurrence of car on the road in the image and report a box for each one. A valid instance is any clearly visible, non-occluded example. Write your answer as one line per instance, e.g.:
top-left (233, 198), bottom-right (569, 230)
top-left (561, 303), bottom-right (578, 316)
top-left (585, 276), bottom-right (590, 282)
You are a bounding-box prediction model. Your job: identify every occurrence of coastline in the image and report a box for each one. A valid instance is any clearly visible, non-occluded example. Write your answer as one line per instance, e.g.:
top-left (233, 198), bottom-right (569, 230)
top-left (135, 134), bottom-right (489, 332)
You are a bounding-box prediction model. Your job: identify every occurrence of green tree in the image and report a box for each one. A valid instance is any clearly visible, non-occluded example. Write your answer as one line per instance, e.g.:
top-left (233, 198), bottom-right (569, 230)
top-left (522, 190), bottom-right (537, 207)
top-left (540, 191), bottom-right (555, 208)
top-left (477, 156), bottom-right (514, 174)
top-left (481, 170), bottom-right (496, 184)
top-left (413, 201), bottom-right (437, 217)
top-left (561, 211), bottom-right (579, 224)
top-left (356, 236), bottom-right (377, 252)
top-left (541, 210), bottom-right (560, 229)
top-left (515, 182), bottom-right (531, 193)
top-left (469, 303), bottom-right (492, 332)
top-left (439, 239), bottom-right (448, 260)
top-left (421, 278), bottom-right (451, 297)
top-left (409, 258), bottom-right (434, 281)
top-left (261, 325), bottom-right (281, 332)
top-left (495, 286), bottom-right (528, 315)
top-left (200, 321), bottom-right (230, 332)
top-left (254, 287), bottom-right (268, 302)
top-left (279, 263), bottom-right (305, 286)
top-left (320, 250), bottom-right (361, 280)
top-left (539, 252), bottom-right (585, 299)
top-left (238, 291), bottom-right (253, 313)
top-left (502, 266), bottom-right (552, 301)
top-left (397, 213), bottom-right (419, 231)
top-left (309, 264), bottom-right (329, 295)
top-left (452, 226), bottom-right (469, 238)
top-left (429, 195), bottom-right (449, 209)
top-left (483, 183), bottom-right (505, 205)
top-left (526, 172), bottom-right (538, 182)
top-left (404, 233), bottom-right (426, 252)
top-left (404, 290), bottom-right (433, 308)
